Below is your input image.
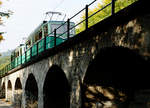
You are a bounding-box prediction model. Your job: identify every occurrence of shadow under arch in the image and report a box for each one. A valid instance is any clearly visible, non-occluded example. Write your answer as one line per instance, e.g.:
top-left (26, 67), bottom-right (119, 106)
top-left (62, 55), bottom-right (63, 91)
top-left (15, 78), bottom-right (22, 90)
top-left (8, 80), bottom-right (12, 90)
top-left (43, 65), bottom-right (71, 108)
top-left (25, 73), bottom-right (38, 108)
top-left (0, 82), bottom-right (5, 98)
top-left (82, 46), bottom-right (148, 108)
top-left (7, 80), bottom-right (12, 102)
top-left (14, 77), bottom-right (22, 107)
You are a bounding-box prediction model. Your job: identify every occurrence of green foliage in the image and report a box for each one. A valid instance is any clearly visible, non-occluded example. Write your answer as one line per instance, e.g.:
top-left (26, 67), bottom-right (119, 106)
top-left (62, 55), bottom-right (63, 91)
top-left (0, 34), bottom-right (3, 42)
top-left (76, 0), bottom-right (138, 33)
top-left (0, 56), bottom-right (10, 70)
top-left (0, 1), bottom-right (11, 42)
top-left (115, 0), bottom-right (138, 12)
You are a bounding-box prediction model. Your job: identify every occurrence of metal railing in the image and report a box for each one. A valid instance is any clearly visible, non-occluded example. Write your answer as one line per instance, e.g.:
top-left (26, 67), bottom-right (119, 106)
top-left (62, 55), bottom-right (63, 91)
top-left (0, 0), bottom-right (138, 78)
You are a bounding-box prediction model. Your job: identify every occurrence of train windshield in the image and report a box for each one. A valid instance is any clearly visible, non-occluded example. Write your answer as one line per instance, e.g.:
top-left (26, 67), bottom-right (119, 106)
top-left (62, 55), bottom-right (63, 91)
top-left (51, 24), bottom-right (74, 35)
top-left (51, 24), bottom-right (66, 34)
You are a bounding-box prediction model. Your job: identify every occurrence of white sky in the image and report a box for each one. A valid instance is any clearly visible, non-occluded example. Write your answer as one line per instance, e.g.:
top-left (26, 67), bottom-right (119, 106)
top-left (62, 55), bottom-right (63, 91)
top-left (0, 0), bottom-right (101, 52)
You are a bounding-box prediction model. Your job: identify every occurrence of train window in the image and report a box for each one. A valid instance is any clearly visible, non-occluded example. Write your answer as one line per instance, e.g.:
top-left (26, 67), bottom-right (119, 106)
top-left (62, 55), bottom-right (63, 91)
top-left (51, 24), bottom-right (67, 34)
top-left (20, 48), bottom-right (22, 55)
top-left (15, 51), bottom-right (19, 57)
top-left (26, 40), bottom-right (31, 49)
top-left (17, 52), bottom-right (19, 57)
top-left (43, 24), bottom-right (48, 37)
top-left (35, 33), bottom-right (39, 42)
top-left (39, 31), bottom-right (42, 39)
top-left (11, 52), bottom-right (15, 61)
top-left (34, 30), bottom-right (42, 42)
top-left (51, 24), bottom-right (75, 35)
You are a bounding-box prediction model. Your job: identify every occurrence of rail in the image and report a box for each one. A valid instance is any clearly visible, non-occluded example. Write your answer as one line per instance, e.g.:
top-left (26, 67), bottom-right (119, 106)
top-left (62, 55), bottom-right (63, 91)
top-left (0, 0), bottom-right (138, 78)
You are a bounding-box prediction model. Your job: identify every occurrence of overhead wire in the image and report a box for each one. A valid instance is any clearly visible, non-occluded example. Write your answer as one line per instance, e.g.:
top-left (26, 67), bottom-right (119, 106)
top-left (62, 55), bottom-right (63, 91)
top-left (53, 0), bottom-right (65, 21)
top-left (53, 0), bottom-right (65, 11)
top-left (44, 0), bottom-right (65, 21)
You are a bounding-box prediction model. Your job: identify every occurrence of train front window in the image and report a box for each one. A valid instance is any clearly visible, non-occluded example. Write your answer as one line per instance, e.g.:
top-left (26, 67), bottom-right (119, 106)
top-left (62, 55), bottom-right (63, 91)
top-left (51, 24), bottom-right (67, 34)
top-left (51, 24), bottom-right (75, 35)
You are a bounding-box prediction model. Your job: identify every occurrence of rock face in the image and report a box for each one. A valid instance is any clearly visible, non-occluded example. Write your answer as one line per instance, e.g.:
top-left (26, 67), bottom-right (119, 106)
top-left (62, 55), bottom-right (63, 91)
top-left (0, 1), bottom-right (150, 108)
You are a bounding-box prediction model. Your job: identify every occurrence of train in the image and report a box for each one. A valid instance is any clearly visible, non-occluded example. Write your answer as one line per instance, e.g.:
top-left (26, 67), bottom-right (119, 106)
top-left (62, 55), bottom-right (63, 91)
top-left (10, 15), bottom-right (75, 69)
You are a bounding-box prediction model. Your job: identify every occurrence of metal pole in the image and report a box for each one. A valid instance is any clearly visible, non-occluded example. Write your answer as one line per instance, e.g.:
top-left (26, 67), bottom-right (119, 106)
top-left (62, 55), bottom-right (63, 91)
top-left (85, 5), bottom-right (89, 30)
top-left (37, 42), bottom-right (39, 55)
top-left (17, 57), bottom-right (18, 67)
top-left (54, 29), bottom-right (56, 47)
top-left (21, 54), bottom-right (22, 65)
top-left (44, 36), bottom-right (46, 51)
top-left (25, 51), bottom-right (27, 63)
top-left (7, 65), bottom-right (8, 73)
top-left (112, 0), bottom-right (115, 15)
top-left (6, 65), bottom-right (8, 73)
top-left (30, 47), bottom-right (32, 59)
top-left (67, 19), bottom-right (70, 39)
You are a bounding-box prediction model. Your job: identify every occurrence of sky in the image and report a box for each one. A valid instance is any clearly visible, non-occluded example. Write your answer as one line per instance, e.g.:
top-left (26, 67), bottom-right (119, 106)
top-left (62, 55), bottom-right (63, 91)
top-left (0, 0), bottom-right (101, 52)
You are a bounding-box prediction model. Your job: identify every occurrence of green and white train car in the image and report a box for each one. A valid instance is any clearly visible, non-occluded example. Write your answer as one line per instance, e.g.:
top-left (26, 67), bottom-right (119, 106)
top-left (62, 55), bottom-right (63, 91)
top-left (10, 20), bottom-right (75, 68)
top-left (25, 20), bottom-right (75, 60)
top-left (26, 20), bottom-right (75, 47)
top-left (11, 44), bottom-right (26, 68)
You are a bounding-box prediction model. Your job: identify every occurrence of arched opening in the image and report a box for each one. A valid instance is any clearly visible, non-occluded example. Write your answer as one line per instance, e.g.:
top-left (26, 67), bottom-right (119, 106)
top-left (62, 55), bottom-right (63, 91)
top-left (43, 65), bottom-right (71, 108)
top-left (15, 78), bottom-right (22, 90)
top-left (7, 80), bottom-right (12, 102)
top-left (0, 82), bottom-right (5, 99)
top-left (82, 47), bottom-right (147, 108)
top-left (25, 74), bottom-right (38, 108)
top-left (8, 80), bottom-right (12, 89)
top-left (14, 78), bottom-right (22, 107)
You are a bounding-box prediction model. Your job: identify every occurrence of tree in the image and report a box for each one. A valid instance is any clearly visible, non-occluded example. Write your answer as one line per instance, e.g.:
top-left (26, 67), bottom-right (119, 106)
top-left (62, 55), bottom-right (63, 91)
top-left (76, 0), bottom-right (137, 33)
top-left (0, 0), bottom-right (12, 42)
top-left (0, 33), bottom-right (3, 41)
top-left (0, 0), bottom-right (12, 57)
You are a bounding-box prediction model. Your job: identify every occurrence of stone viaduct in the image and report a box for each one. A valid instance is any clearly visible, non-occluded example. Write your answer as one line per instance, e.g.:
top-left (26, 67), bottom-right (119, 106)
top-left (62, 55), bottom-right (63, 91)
top-left (0, 0), bottom-right (150, 108)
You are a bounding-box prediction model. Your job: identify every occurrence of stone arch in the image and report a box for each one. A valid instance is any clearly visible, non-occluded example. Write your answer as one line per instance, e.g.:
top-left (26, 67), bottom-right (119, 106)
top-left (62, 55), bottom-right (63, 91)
top-left (14, 78), bottom-right (22, 107)
top-left (8, 80), bottom-right (12, 90)
top-left (82, 46), bottom-right (147, 108)
top-left (43, 65), bottom-right (71, 108)
top-left (7, 80), bottom-right (13, 102)
top-left (0, 82), bottom-right (5, 98)
top-left (25, 73), bottom-right (38, 108)
top-left (15, 78), bottom-right (22, 90)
